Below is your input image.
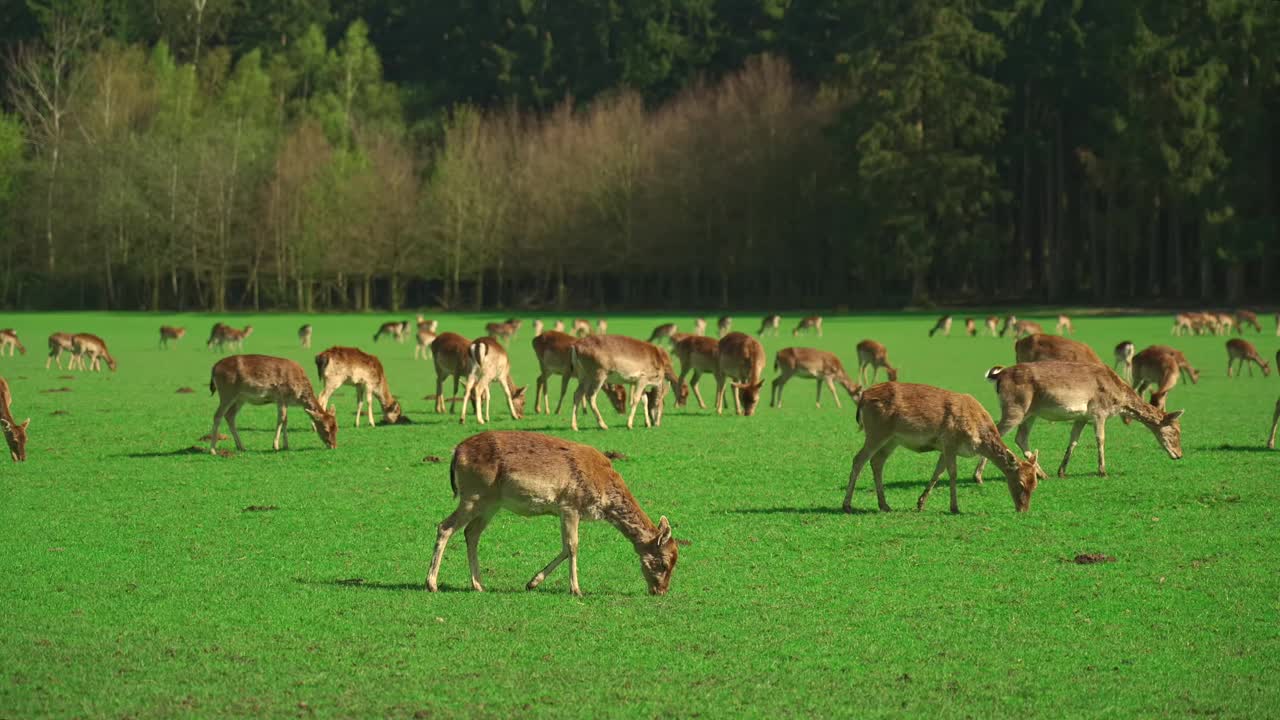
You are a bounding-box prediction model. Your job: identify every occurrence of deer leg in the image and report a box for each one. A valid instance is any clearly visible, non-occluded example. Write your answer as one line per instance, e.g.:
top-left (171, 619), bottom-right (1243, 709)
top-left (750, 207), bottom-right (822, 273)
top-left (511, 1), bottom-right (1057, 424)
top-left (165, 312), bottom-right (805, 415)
top-left (554, 374), bottom-right (572, 415)
top-left (434, 372), bottom-right (446, 413)
top-left (450, 376), bottom-right (461, 414)
top-left (464, 512), bottom-right (495, 592)
top-left (690, 370), bottom-right (707, 409)
top-left (527, 511), bottom-right (580, 594)
top-left (732, 380), bottom-right (743, 415)
top-left (426, 501), bottom-right (478, 591)
top-left (714, 372), bottom-right (728, 415)
top-left (844, 434), bottom-right (891, 512)
top-left (1094, 417), bottom-right (1108, 477)
top-left (1227, 357), bottom-right (1234, 378)
top-left (828, 378), bottom-right (842, 409)
top-left (586, 374), bottom-right (609, 430)
top-left (534, 372), bottom-right (547, 414)
top-left (1058, 420), bottom-right (1087, 478)
top-left (274, 404), bottom-right (290, 450)
top-left (625, 383), bottom-right (643, 429)
top-left (916, 453), bottom-right (949, 511)
top-left (501, 378), bottom-right (519, 420)
top-left (870, 444), bottom-right (896, 512)
top-left (226, 401), bottom-right (247, 451)
top-left (459, 376), bottom-right (476, 425)
top-left (1268, 398), bottom-right (1279, 449)
top-left (210, 398), bottom-right (233, 454)
top-left (947, 454), bottom-right (961, 514)
top-left (365, 386), bottom-right (376, 427)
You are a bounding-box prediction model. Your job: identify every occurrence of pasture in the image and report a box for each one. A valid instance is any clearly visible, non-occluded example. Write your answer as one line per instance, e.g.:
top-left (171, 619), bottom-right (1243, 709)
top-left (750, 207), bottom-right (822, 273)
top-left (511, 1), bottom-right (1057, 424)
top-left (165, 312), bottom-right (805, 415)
top-left (1, 312), bottom-right (1277, 718)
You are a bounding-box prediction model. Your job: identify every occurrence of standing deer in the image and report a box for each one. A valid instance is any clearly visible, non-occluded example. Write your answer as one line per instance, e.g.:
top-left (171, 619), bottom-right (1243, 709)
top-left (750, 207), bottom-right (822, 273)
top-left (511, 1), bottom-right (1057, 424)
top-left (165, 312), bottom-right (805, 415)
top-left (673, 334), bottom-right (719, 409)
top-left (596, 319), bottom-right (608, 335)
top-left (570, 336), bottom-right (682, 431)
top-left (717, 316), bottom-right (733, 338)
top-left (315, 346), bottom-right (404, 427)
top-left (1215, 313), bottom-right (1236, 335)
top-left (0, 376), bottom-right (30, 461)
top-left (572, 319), bottom-right (593, 337)
top-left (984, 316), bottom-right (999, 336)
top-left (1113, 341), bottom-right (1136, 382)
top-left (856, 340), bottom-right (898, 385)
top-left (974, 362), bottom-right (1184, 481)
top-left (715, 332), bottom-right (766, 416)
top-left (928, 315), bottom-right (952, 337)
top-left (771, 348), bottom-right (861, 409)
top-left (1172, 314), bottom-right (1193, 336)
top-left (1132, 346), bottom-right (1198, 410)
top-left (425, 431), bottom-right (678, 596)
top-left (532, 319), bottom-right (545, 337)
top-left (414, 326), bottom-right (437, 360)
top-left (532, 330), bottom-right (578, 414)
top-left (46, 332), bottom-right (74, 369)
top-left (298, 324), bottom-right (313, 348)
top-left (157, 326), bottom-right (185, 349)
top-left (552, 320), bottom-right (566, 333)
top-left (692, 318), bottom-right (707, 336)
top-left (459, 337), bottom-right (526, 425)
top-left (208, 324), bottom-right (253, 352)
top-left (1235, 310), bottom-right (1262, 334)
top-left (68, 334), bottom-right (117, 372)
top-left (1015, 334), bottom-right (1103, 365)
top-left (206, 322), bottom-right (228, 350)
top-left (1013, 320), bottom-right (1045, 338)
top-left (844, 382), bottom-right (1045, 513)
top-left (0, 329), bottom-right (26, 356)
top-left (1226, 338), bottom-right (1271, 377)
top-left (1056, 315), bottom-right (1074, 335)
top-left (648, 323), bottom-right (679, 345)
top-left (999, 315), bottom-right (1017, 337)
top-left (758, 314), bottom-right (781, 337)
top-left (485, 319), bottom-right (522, 343)
top-left (793, 316), bottom-right (823, 337)
top-left (373, 321), bottom-right (409, 343)
top-left (964, 318), bottom-right (977, 336)
top-left (208, 355), bottom-right (338, 454)
top-left (431, 333), bottom-right (472, 414)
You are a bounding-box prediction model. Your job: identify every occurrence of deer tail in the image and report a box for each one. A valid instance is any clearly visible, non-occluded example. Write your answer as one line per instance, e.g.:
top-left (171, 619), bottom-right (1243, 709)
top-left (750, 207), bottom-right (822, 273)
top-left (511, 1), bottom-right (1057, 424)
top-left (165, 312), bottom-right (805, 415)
top-left (985, 365), bottom-right (1006, 383)
top-left (315, 353), bottom-right (329, 382)
top-left (449, 447), bottom-right (460, 498)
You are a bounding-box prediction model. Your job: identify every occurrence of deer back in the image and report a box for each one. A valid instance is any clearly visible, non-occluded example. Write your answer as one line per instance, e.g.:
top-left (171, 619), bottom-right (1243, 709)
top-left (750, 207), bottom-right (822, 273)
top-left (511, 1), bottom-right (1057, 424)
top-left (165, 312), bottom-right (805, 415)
top-left (717, 332), bottom-right (764, 382)
top-left (1015, 334), bottom-right (1102, 364)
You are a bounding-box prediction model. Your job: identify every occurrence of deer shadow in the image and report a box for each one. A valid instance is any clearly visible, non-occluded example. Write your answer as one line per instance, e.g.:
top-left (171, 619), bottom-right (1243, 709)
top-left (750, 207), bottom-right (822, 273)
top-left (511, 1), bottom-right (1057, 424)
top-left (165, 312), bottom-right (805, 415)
top-left (1200, 444), bottom-right (1273, 454)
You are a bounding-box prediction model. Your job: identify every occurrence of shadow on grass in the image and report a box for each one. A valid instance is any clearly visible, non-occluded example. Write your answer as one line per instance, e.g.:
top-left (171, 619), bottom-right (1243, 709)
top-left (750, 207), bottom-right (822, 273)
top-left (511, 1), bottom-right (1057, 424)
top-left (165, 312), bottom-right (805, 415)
top-left (122, 445), bottom-right (330, 458)
top-left (1200, 443), bottom-right (1273, 454)
top-left (293, 578), bottom-right (527, 594)
top-left (729, 506), bottom-right (860, 515)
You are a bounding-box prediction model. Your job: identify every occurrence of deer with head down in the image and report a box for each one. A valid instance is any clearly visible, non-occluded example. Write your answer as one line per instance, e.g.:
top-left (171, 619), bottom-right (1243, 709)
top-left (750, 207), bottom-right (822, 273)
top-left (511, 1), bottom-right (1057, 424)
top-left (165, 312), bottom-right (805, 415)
top-left (570, 335), bottom-right (684, 431)
top-left (928, 315), bottom-right (951, 338)
top-left (208, 354), bottom-right (337, 454)
top-left (771, 348), bottom-right (861, 409)
top-left (1235, 310), bottom-right (1262, 334)
top-left (208, 324), bottom-right (253, 352)
top-left (69, 334), bottom-right (117, 372)
top-left (673, 334), bottom-right (718, 409)
top-left (1226, 338), bottom-right (1272, 378)
top-left (1172, 314), bottom-right (1193, 336)
top-left (648, 323), bottom-right (679, 346)
top-left (964, 318), bottom-right (977, 336)
top-left (532, 330), bottom-right (578, 414)
top-left (758, 314), bottom-right (781, 337)
top-left (459, 337), bottom-right (526, 425)
top-left (315, 346), bottom-right (403, 426)
top-left (792, 315), bottom-right (823, 337)
top-left (715, 332), bottom-right (766, 416)
top-left (46, 332), bottom-right (74, 369)
top-left (431, 333), bottom-right (472, 414)
top-left (485, 319), bottom-right (522, 344)
top-left (425, 431), bottom-right (679, 596)
top-left (0, 329), bottom-right (26, 356)
top-left (158, 326), bottom-right (185, 349)
top-left (1132, 346), bottom-right (1198, 410)
top-left (844, 382), bottom-right (1044, 514)
top-left (373, 320), bottom-right (409, 343)
top-left (0, 376), bottom-right (30, 461)
top-left (856, 340), bottom-right (898, 385)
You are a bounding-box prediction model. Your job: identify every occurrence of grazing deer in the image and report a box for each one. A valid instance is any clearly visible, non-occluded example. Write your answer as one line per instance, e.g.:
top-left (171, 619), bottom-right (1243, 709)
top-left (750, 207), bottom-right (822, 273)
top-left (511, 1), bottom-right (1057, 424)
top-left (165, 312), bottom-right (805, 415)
top-left (0, 329), bottom-right (26, 356)
top-left (46, 332), bottom-right (74, 369)
top-left (1236, 310), bottom-right (1262, 334)
top-left (208, 354), bottom-right (338, 454)
top-left (648, 323), bottom-right (679, 345)
top-left (373, 320), bottom-right (409, 343)
top-left (758, 314), bottom-right (781, 337)
top-left (1113, 341), bottom-right (1136, 382)
top-left (715, 332), bottom-right (766, 416)
top-left (1015, 334), bottom-right (1103, 365)
top-left (315, 346), bottom-right (403, 427)
top-left (984, 316), bottom-right (999, 336)
top-left (414, 326), bottom-right (437, 360)
top-left (771, 348), bottom-right (861, 409)
top-left (964, 318), bottom-right (977, 336)
top-left (1132, 346), bottom-right (1197, 410)
top-left (208, 324), bottom-right (253, 352)
top-left (1013, 320), bottom-right (1044, 338)
top-left (856, 340), bottom-right (898, 385)
top-left (553, 320), bottom-right (566, 333)
top-left (68, 334), bottom-right (117, 372)
top-left (485, 319), bottom-right (521, 343)
top-left (692, 318), bottom-right (707, 336)
top-left (1215, 313), bottom-right (1235, 335)
top-left (596, 319), bottom-right (608, 335)
top-left (717, 316), bottom-right (733, 338)
top-left (206, 322), bottom-right (228, 350)
top-left (974, 362), bottom-right (1184, 481)
top-left (999, 315), bottom-right (1017, 338)
top-left (425, 431), bottom-right (678, 596)
top-left (845, 382), bottom-right (1045, 513)
top-left (928, 315), bottom-right (952, 337)
top-left (158, 326), bottom-right (185, 349)
top-left (0, 376), bottom-right (30, 461)
top-left (572, 319), bottom-right (593, 338)
top-left (1226, 338), bottom-right (1272, 377)
top-left (532, 331), bottom-right (578, 414)
top-left (674, 334), bottom-right (719, 409)
top-left (532, 319), bottom-right (545, 337)
top-left (793, 315), bottom-right (823, 337)
top-left (459, 337), bottom-right (526, 425)
top-left (431, 333), bottom-right (472, 414)
top-left (297, 324), bottom-right (312, 348)
top-left (1172, 314), bottom-right (1193, 336)
top-left (571, 335), bottom-right (683, 430)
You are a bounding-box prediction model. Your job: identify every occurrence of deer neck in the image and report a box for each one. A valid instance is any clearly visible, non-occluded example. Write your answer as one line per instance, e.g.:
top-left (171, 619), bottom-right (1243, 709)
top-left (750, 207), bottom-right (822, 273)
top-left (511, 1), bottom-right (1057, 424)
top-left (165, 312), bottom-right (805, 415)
top-left (1117, 382), bottom-right (1163, 427)
top-left (602, 489), bottom-right (658, 550)
top-left (977, 426), bottom-right (1021, 475)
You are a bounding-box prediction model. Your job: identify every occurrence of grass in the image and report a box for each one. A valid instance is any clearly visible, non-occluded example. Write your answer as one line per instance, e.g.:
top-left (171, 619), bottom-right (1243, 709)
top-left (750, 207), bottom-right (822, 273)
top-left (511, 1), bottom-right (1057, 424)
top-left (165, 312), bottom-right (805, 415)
top-left (0, 311), bottom-right (1277, 718)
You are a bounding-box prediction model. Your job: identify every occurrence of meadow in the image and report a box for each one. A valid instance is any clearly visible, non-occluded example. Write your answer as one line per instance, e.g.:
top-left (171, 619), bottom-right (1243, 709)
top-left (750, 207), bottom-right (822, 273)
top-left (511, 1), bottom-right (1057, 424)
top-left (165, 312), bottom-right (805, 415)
top-left (0, 311), bottom-right (1277, 718)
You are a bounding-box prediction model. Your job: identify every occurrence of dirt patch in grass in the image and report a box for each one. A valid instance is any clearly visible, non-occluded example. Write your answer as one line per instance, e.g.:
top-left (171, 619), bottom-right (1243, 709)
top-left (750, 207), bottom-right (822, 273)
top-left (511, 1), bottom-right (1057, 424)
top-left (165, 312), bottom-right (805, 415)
top-left (41, 387), bottom-right (73, 393)
top-left (604, 450), bottom-right (629, 461)
top-left (175, 387), bottom-right (195, 394)
top-left (57, 375), bottom-right (75, 380)
top-left (51, 410), bottom-right (69, 416)
top-left (1073, 553), bottom-right (1116, 565)
top-left (200, 433), bottom-right (229, 441)
top-left (421, 455), bottom-right (443, 463)
top-left (242, 505), bottom-right (278, 513)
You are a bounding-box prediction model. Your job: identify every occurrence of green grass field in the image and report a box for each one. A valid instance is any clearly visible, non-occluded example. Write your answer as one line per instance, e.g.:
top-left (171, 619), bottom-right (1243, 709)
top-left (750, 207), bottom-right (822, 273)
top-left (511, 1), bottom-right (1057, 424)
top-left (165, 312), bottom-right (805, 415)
top-left (1, 312), bottom-right (1277, 718)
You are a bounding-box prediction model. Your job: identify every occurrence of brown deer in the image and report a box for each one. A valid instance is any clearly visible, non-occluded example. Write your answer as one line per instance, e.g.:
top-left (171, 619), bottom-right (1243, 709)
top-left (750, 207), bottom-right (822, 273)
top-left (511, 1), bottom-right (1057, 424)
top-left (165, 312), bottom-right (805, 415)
top-left (417, 316), bottom-right (439, 335)
top-left (844, 382), bottom-right (1044, 514)
top-left (572, 318), bottom-right (593, 337)
top-left (1056, 315), bottom-right (1074, 335)
top-left (553, 320), bottom-right (566, 333)
top-left (431, 333), bottom-right (472, 414)
top-left (532, 319), bottom-right (545, 337)
top-left (46, 332), bottom-right (74, 369)
top-left (425, 431), bottom-right (678, 596)
top-left (1113, 341), bottom-right (1136, 382)
top-left (208, 324), bottom-right (253, 352)
top-left (206, 322), bottom-right (228, 350)
top-left (648, 322), bottom-right (679, 345)
top-left (158, 326), bottom-right (185, 349)
top-left (459, 337), bottom-right (526, 425)
top-left (1013, 320), bottom-right (1045, 338)
top-left (298, 324), bottom-right (313, 348)
top-left (964, 318), bottom-right (977, 336)
top-left (0, 376), bottom-right (30, 462)
top-left (771, 348), bottom-right (861, 409)
top-left (792, 315), bottom-right (823, 337)
top-left (485, 319), bottom-right (522, 343)
top-left (1172, 314), bottom-right (1194, 336)
top-left (974, 362), bottom-right (1184, 480)
top-left (999, 315), bottom-right (1017, 337)
top-left (414, 326), bottom-right (437, 360)
top-left (570, 335), bottom-right (682, 430)
top-left (717, 316), bottom-right (733, 338)
top-left (315, 346), bottom-right (404, 427)
top-left (68, 334), bottom-right (117, 372)
top-left (856, 340), bottom-right (898, 385)
top-left (1215, 313), bottom-right (1236, 335)
top-left (0, 329), bottom-right (26, 356)
top-left (692, 317), bottom-right (707, 336)
top-left (715, 332), bottom-right (766, 416)
top-left (373, 320), bottom-right (409, 343)
top-left (1014, 334), bottom-right (1103, 365)
top-left (758, 314), bottom-right (781, 336)
top-left (928, 315), bottom-right (952, 337)
top-left (673, 334), bottom-right (719, 409)
top-left (1226, 338), bottom-right (1272, 377)
top-left (208, 355), bottom-right (338, 454)
top-left (984, 316), bottom-right (999, 336)
top-left (532, 331), bottom-right (578, 414)
top-left (1132, 346), bottom-right (1198, 410)
top-left (596, 319), bottom-right (608, 335)
top-left (1235, 310), bottom-right (1262, 334)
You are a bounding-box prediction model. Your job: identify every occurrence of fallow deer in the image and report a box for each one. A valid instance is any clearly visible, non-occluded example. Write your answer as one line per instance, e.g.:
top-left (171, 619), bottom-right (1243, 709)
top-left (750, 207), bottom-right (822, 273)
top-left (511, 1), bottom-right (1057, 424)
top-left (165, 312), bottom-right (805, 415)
top-left (1236, 310), bottom-right (1262, 334)
top-left (1215, 313), bottom-right (1236, 335)
top-left (1226, 338), bottom-right (1272, 377)
top-left (431, 333), bottom-right (472, 414)
top-left (985, 316), bottom-right (999, 336)
top-left (298, 324), bottom-right (313, 348)
top-left (158, 326), bottom-right (186, 349)
top-left (208, 324), bottom-right (253, 352)
top-left (425, 431), bottom-right (678, 596)
top-left (715, 332), bottom-right (766, 416)
top-left (208, 354), bottom-right (338, 454)
top-left (206, 322), bottom-right (228, 350)
top-left (771, 348), bottom-right (861, 409)
top-left (485, 319), bottom-right (521, 343)
top-left (1113, 341), bottom-right (1136, 382)
top-left (928, 315), bottom-right (952, 337)
top-left (532, 319), bottom-right (545, 337)
top-left (717, 316), bottom-right (733, 338)
top-left (572, 319), bottom-right (593, 337)
top-left (648, 323), bottom-right (679, 345)
top-left (1172, 314), bottom-right (1193, 336)
top-left (1056, 315), bottom-right (1074, 335)
top-left (692, 318), bottom-right (707, 336)
top-left (414, 326), bottom-right (437, 360)
top-left (1270, 396), bottom-right (1280, 450)
top-left (1132, 346), bottom-right (1197, 410)
top-left (459, 337), bottom-right (526, 425)
top-left (999, 315), bottom-right (1017, 338)
top-left (0, 376), bottom-right (30, 461)
top-left (793, 315), bottom-right (823, 337)
top-left (758, 314), bottom-right (781, 337)
top-left (674, 334), bottom-right (719, 409)
top-left (46, 332), bottom-right (74, 369)
top-left (974, 362), bottom-right (1184, 481)
top-left (1013, 320), bottom-right (1045, 338)
top-left (69, 334), bottom-right (117, 372)
top-left (856, 340), bottom-right (898, 385)
top-left (0, 329), bottom-right (26, 356)
top-left (418, 317), bottom-right (439, 334)
top-left (1014, 334), bottom-right (1103, 365)
top-left (553, 320), bottom-right (566, 333)
top-left (596, 319), bottom-right (608, 335)
top-left (570, 335), bottom-right (682, 430)
top-left (845, 382), bottom-right (1045, 513)
top-left (532, 330), bottom-right (578, 414)
top-left (315, 346), bottom-right (404, 427)
top-left (373, 320), bottom-right (409, 343)
top-left (964, 318), bottom-right (977, 336)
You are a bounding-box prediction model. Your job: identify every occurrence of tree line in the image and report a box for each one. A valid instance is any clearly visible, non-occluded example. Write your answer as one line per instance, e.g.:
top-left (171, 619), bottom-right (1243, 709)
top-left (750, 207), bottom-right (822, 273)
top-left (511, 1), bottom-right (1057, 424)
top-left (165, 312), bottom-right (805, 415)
top-left (1, 0), bottom-right (1277, 311)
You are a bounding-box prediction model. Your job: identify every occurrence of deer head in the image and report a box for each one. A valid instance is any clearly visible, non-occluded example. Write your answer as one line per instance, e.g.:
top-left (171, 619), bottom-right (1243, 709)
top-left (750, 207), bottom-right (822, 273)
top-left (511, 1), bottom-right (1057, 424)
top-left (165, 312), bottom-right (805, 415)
top-left (735, 380), bottom-right (766, 416)
top-left (307, 406), bottom-right (338, 449)
top-left (1006, 450), bottom-right (1044, 512)
top-left (1, 417), bottom-right (30, 462)
top-left (638, 516), bottom-right (678, 596)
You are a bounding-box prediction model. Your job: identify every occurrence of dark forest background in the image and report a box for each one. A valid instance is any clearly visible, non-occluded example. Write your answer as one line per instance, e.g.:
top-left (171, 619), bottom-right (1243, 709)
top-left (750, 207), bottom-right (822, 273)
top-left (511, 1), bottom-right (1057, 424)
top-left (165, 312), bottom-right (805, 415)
top-left (0, 0), bottom-right (1276, 311)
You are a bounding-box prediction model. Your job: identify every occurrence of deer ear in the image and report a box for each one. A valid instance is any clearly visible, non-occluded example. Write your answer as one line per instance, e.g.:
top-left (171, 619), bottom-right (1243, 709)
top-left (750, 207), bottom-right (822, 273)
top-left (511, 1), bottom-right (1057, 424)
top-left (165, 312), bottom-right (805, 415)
top-left (1164, 409), bottom-right (1184, 423)
top-left (512, 386), bottom-right (527, 398)
top-left (20, 418), bottom-right (30, 430)
top-left (655, 516), bottom-right (672, 546)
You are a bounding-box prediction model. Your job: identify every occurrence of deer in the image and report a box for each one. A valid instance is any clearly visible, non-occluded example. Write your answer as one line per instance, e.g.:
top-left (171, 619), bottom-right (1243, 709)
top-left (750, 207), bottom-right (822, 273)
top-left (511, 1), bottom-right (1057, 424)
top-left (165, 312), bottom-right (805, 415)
top-left (648, 322), bottom-right (679, 345)
top-left (572, 319), bottom-right (593, 338)
top-left (771, 348), bottom-right (861, 409)
top-left (856, 340), bottom-right (899, 385)
top-left (964, 318), bottom-right (977, 336)
top-left (208, 354), bottom-right (338, 454)
top-left (1226, 338), bottom-right (1272, 378)
top-left (485, 319), bottom-right (521, 344)
top-left (157, 326), bottom-right (185, 349)
top-left (425, 431), bottom-right (678, 596)
top-left (315, 346), bottom-right (404, 427)
top-left (928, 315), bottom-right (952, 337)
top-left (1113, 341), bottom-right (1136, 382)
top-left (532, 319), bottom-right (545, 337)
top-left (1132, 346), bottom-right (1198, 410)
top-left (692, 318), bottom-right (707, 336)
top-left (459, 337), bottom-right (526, 425)
top-left (46, 332), bottom-right (74, 369)
top-left (715, 332), bottom-right (766, 416)
top-left (373, 320), bottom-right (409, 343)
top-left (0, 376), bottom-right (30, 462)
top-left (0, 329), bottom-right (26, 356)
top-left (1057, 315), bottom-right (1074, 335)
top-left (1172, 314), bottom-right (1193, 336)
top-left (596, 319), bottom-right (608, 335)
top-left (999, 315), bottom-right (1017, 338)
top-left (717, 316), bottom-right (733, 338)
top-left (431, 333), bottom-right (472, 414)
top-left (673, 334), bottom-right (720, 409)
top-left (1215, 313), bottom-right (1236, 335)
top-left (570, 335), bottom-right (683, 431)
top-left (1275, 313), bottom-right (1279, 337)
top-left (793, 315), bottom-right (823, 337)
top-left (68, 334), bottom-right (117, 372)
top-left (758, 314), bottom-right (781, 337)
top-left (532, 330), bottom-right (578, 414)
top-left (1015, 334), bottom-right (1103, 365)
top-left (298, 324), bottom-right (313, 348)
top-left (414, 326), bottom-right (437, 360)
top-left (208, 324), bottom-right (252, 352)
top-left (973, 361), bottom-right (1184, 481)
top-left (1236, 310), bottom-right (1262, 334)
top-left (1013, 320), bottom-right (1045, 338)
top-left (417, 317), bottom-right (439, 334)
top-left (984, 316), bottom-right (999, 336)
top-left (553, 320), bottom-right (566, 333)
top-left (1270, 396), bottom-right (1280, 450)
top-left (844, 382), bottom-right (1045, 514)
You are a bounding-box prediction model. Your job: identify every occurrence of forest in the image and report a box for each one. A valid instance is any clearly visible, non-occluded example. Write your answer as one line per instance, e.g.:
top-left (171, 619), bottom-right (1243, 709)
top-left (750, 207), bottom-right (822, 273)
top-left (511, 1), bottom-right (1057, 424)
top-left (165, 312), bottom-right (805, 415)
top-left (0, 0), bottom-right (1276, 311)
